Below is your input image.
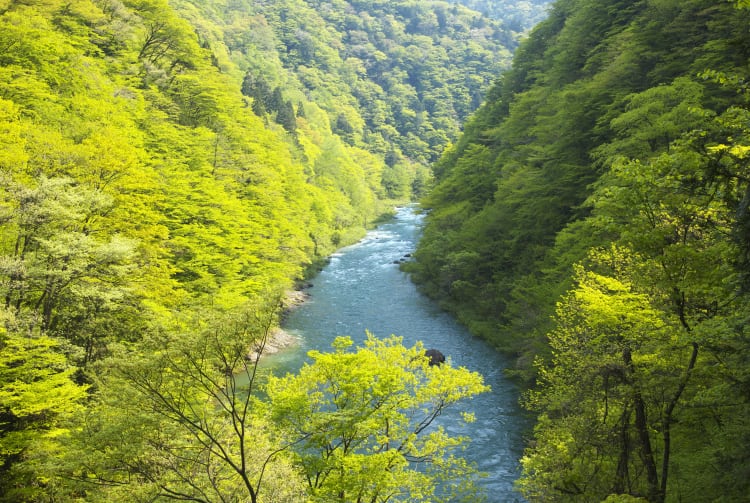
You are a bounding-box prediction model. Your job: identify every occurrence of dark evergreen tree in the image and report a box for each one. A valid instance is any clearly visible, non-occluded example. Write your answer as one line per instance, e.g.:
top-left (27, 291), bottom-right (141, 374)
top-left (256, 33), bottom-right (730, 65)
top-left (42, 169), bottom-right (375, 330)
top-left (276, 99), bottom-right (297, 133)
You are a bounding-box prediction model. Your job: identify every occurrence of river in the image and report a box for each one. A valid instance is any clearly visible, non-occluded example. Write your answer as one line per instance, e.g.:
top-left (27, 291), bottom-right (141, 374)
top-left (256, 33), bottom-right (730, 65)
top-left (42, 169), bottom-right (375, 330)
top-left (269, 205), bottom-right (528, 502)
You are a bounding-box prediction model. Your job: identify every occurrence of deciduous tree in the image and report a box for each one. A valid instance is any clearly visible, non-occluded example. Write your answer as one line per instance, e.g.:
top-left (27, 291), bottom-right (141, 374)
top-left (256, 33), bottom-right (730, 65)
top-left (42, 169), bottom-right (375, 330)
top-left (267, 333), bottom-right (490, 503)
top-left (67, 300), bottom-right (305, 503)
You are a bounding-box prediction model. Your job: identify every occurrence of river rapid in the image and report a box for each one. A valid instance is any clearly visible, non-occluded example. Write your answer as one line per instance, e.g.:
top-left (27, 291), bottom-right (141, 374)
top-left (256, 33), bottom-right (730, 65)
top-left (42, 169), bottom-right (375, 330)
top-left (268, 205), bottom-right (528, 502)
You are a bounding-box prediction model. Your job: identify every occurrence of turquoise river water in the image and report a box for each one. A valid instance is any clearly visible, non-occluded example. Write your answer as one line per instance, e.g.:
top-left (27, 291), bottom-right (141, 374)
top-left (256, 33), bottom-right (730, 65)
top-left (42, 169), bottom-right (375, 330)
top-left (268, 205), bottom-right (528, 502)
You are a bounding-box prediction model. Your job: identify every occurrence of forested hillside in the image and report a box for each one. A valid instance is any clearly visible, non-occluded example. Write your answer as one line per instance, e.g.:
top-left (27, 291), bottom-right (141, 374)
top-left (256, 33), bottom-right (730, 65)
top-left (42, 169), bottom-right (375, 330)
top-left (234, 0), bottom-right (518, 178)
top-left (0, 0), bottom-right (530, 500)
top-left (448, 0), bottom-right (551, 30)
top-left (409, 0), bottom-right (750, 500)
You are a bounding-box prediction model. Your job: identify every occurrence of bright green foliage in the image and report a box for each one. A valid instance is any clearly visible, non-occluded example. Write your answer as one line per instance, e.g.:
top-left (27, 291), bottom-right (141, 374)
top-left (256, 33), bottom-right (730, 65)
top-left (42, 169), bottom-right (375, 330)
top-left (409, 0), bottom-right (750, 500)
top-left (229, 0), bottom-right (517, 167)
top-left (0, 175), bottom-right (139, 353)
top-left (516, 88), bottom-right (750, 500)
top-left (517, 61), bottom-right (750, 503)
top-left (410, 0), bottom-right (750, 357)
top-left (65, 326), bottom-right (489, 503)
top-left (64, 303), bottom-right (306, 503)
top-left (0, 309), bottom-right (88, 501)
top-left (446, 0), bottom-right (551, 30)
top-left (519, 266), bottom-right (665, 500)
top-left (0, 0), bottom-right (519, 496)
top-left (0, 0), bottom-right (469, 496)
top-left (266, 333), bottom-right (490, 502)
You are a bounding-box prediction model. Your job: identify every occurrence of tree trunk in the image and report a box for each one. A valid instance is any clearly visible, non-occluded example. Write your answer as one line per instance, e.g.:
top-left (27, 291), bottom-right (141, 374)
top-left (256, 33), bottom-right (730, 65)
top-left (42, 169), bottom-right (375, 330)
top-left (660, 342), bottom-right (699, 500)
top-left (623, 347), bottom-right (660, 501)
top-left (614, 407), bottom-right (632, 495)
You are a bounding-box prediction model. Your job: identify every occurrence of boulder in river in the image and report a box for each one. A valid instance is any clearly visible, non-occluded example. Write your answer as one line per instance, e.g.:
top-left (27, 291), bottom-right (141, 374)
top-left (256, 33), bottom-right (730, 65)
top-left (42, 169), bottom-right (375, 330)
top-left (425, 348), bottom-right (445, 366)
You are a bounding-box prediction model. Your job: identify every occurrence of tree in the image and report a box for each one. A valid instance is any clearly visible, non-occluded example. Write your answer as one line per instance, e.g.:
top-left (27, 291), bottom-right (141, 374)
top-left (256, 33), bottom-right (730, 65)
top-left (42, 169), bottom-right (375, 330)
top-left (519, 263), bottom-right (671, 501)
top-left (380, 163), bottom-right (411, 200)
top-left (276, 99), bottom-right (297, 134)
top-left (0, 308), bottom-right (88, 502)
top-left (519, 83), bottom-right (750, 500)
top-left (67, 299), bottom-right (305, 503)
top-left (241, 73), bottom-right (272, 116)
top-left (0, 175), bottom-right (138, 356)
top-left (411, 0), bottom-right (750, 377)
top-left (266, 333), bottom-right (490, 503)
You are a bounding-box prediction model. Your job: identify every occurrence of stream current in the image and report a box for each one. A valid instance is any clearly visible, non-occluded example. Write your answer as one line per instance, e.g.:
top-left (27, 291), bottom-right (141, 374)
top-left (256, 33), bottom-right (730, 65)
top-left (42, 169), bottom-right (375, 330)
top-left (269, 205), bottom-right (527, 501)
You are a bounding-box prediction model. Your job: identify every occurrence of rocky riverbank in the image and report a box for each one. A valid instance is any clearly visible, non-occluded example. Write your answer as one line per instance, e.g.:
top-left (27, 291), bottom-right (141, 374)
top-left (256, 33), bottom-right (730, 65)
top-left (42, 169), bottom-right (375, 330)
top-left (248, 288), bottom-right (310, 361)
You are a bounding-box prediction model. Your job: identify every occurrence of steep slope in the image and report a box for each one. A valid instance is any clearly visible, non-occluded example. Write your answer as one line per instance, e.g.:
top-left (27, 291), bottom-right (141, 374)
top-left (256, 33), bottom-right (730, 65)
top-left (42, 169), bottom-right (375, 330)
top-left (210, 0), bottom-right (519, 184)
top-left (0, 0), bottom-right (527, 343)
top-left (412, 0), bottom-right (750, 354)
top-left (448, 0), bottom-right (552, 30)
top-left (410, 0), bottom-right (750, 500)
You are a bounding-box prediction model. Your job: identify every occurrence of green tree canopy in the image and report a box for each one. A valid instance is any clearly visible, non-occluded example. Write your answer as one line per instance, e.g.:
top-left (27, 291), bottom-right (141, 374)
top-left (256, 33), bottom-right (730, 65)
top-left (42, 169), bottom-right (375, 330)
top-left (267, 333), bottom-right (490, 502)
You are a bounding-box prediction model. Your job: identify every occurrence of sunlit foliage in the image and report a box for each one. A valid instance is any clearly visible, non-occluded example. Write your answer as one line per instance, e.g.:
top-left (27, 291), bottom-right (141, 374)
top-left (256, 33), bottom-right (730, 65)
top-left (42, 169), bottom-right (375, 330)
top-left (410, 0), bottom-right (750, 500)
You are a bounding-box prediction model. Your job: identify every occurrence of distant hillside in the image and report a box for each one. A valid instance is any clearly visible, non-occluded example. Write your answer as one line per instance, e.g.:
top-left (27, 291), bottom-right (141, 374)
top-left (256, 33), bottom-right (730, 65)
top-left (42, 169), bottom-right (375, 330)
top-left (448, 0), bottom-right (552, 31)
top-left (217, 0), bottom-right (519, 171)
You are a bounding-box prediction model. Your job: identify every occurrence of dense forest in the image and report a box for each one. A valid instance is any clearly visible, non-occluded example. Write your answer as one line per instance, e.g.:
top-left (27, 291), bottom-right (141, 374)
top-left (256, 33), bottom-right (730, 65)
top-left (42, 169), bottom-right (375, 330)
top-left (448, 0), bottom-right (551, 31)
top-left (409, 0), bottom-right (750, 500)
top-left (239, 0), bottom-right (522, 180)
top-left (0, 0), bottom-right (552, 501)
top-left (8, 0), bottom-right (749, 501)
